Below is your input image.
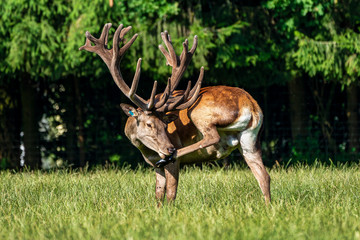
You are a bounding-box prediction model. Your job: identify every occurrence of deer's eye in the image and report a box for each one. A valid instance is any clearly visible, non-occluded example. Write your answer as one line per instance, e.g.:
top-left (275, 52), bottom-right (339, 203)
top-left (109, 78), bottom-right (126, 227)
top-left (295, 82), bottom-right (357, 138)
top-left (146, 123), bottom-right (153, 128)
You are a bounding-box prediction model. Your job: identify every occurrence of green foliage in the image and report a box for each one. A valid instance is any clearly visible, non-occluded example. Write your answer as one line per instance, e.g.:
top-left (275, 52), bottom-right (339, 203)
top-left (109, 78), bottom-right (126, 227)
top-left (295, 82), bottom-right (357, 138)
top-left (1, 0), bottom-right (69, 80)
top-left (2, 0), bottom-right (359, 85)
top-left (65, 0), bottom-right (180, 79)
top-left (1, 167), bottom-right (360, 239)
top-left (294, 31), bottom-right (360, 85)
top-left (0, 0), bottom-right (180, 81)
top-left (7, 17), bottom-right (60, 79)
top-left (264, 0), bottom-right (360, 86)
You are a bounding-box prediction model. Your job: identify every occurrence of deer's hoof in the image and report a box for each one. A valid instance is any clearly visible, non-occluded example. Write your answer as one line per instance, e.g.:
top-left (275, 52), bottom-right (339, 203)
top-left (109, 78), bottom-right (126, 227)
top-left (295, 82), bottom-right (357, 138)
top-left (155, 159), bottom-right (168, 168)
top-left (155, 152), bottom-right (176, 168)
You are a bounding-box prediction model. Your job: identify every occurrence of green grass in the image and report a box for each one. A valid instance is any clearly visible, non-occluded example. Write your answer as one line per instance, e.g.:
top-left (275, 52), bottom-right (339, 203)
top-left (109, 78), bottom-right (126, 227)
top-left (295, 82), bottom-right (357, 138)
top-left (1, 165), bottom-right (360, 240)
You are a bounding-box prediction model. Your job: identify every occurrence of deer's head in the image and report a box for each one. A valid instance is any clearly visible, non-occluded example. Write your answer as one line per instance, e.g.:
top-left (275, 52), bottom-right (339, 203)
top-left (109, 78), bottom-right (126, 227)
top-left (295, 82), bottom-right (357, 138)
top-left (120, 103), bottom-right (178, 159)
top-left (79, 23), bottom-right (203, 159)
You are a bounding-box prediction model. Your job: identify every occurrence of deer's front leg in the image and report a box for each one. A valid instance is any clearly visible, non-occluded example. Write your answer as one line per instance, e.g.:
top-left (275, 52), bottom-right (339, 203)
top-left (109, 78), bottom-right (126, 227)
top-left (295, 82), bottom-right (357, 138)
top-left (155, 168), bottom-right (166, 207)
top-left (175, 125), bottom-right (220, 158)
top-left (164, 160), bottom-right (180, 203)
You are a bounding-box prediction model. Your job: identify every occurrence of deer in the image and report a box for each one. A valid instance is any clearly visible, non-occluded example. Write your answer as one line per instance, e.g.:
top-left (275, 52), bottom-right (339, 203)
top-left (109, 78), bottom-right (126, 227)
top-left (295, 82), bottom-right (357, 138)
top-left (79, 22), bottom-right (271, 206)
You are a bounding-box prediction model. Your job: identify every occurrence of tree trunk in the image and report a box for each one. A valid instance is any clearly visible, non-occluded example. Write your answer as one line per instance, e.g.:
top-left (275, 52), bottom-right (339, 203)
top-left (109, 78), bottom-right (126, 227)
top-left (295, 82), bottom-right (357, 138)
top-left (63, 78), bottom-right (77, 165)
top-left (74, 78), bottom-right (86, 167)
top-left (310, 80), bottom-right (337, 155)
top-left (346, 84), bottom-right (358, 153)
top-left (288, 77), bottom-right (308, 141)
top-left (20, 79), bottom-right (41, 169)
top-left (0, 85), bottom-right (21, 169)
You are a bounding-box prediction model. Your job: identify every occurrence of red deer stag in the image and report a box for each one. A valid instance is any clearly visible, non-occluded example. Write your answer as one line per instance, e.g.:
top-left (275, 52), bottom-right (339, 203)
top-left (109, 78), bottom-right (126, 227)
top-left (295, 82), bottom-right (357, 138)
top-left (79, 23), bottom-right (271, 205)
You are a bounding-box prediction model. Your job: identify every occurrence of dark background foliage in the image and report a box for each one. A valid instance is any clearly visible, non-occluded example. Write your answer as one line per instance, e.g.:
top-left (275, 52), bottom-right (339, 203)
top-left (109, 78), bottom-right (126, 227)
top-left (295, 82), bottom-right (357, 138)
top-left (0, 0), bottom-right (359, 169)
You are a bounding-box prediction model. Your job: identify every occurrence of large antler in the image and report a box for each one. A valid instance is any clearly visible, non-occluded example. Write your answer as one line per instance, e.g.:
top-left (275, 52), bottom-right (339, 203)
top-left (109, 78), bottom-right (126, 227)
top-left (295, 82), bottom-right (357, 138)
top-left (79, 23), bottom-right (158, 111)
top-left (154, 31), bottom-right (204, 112)
top-left (79, 23), bottom-right (203, 113)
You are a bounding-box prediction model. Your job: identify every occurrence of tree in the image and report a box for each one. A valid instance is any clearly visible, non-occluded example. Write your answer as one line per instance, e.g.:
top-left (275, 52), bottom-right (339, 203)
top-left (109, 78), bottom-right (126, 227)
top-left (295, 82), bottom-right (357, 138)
top-left (1, 0), bottom-right (69, 169)
top-left (265, 0), bottom-right (360, 157)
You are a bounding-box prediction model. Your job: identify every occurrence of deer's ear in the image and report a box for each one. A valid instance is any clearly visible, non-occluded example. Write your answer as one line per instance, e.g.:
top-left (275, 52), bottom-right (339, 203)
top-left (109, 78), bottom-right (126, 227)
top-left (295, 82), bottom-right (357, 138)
top-left (162, 114), bottom-right (178, 124)
top-left (120, 104), bottom-right (139, 117)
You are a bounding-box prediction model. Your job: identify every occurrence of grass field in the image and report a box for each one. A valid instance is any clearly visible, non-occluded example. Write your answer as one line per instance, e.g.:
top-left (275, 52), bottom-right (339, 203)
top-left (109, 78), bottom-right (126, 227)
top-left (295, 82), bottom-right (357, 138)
top-left (1, 164), bottom-right (360, 240)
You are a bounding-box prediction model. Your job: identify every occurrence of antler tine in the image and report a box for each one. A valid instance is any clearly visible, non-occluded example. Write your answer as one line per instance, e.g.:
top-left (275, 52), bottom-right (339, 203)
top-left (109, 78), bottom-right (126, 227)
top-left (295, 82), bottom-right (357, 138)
top-left (147, 81), bottom-right (158, 110)
top-left (157, 33), bottom-right (198, 95)
top-left (183, 80), bottom-right (192, 101)
top-left (158, 45), bottom-right (170, 66)
top-left (104, 27), bottom-right (110, 48)
top-left (127, 58), bottom-right (151, 110)
top-left (79, 36), bottom-right (92, 51)
top-left (112, 24), bottom-right (124, 59)
top-left (158, 31), bottom-right (186, 92)
top-left (165, 80), bottom-right (192, 110)
top-left (188, 66), bottom-right (204, 97)
top-left (128, 58), bottom-right (158, 111)
top-left (172, 35), bottom-right (198, 92)
top-left (128, 58), bottom-right (142, 98)
top-left (170, 38), bottom-right (194, 92)
top-left (119, 27), bottom-right (138, 56)
top-left (113, 25), bottom-right (138, 61)
top-left (87, 23), bottom-right (112, 45)
top-left (154, 78), bottom-right (171, 109)
top-left (179, 39), bottom-right (189, 62)
top-left (155, 67), bottom-right (203, 113)
top-left (79, 23), bottom-right (114, 65)
top-left (178, 35), bottom-right (197, 71)
top-left (160, 31), bottom-right (178, 67)
top-left (120, 26), bottom-right (132, 39)
top-left (189, 35), bottom-right (198, 54)
top-left (175, 66), bottom-right (204, 110)
top-left (100, 23), bottom-right (112, 47)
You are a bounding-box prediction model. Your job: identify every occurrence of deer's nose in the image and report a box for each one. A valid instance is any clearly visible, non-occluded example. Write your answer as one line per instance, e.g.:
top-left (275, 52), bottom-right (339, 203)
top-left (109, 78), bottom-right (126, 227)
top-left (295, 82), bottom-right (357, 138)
top-left (168, 147), bottom-right (176, 154)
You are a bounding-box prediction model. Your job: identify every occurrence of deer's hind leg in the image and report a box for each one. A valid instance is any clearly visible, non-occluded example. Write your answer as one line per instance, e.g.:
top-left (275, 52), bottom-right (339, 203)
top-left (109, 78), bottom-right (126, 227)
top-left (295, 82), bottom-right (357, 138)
top-left (239, 129), bottom-right (271, 204)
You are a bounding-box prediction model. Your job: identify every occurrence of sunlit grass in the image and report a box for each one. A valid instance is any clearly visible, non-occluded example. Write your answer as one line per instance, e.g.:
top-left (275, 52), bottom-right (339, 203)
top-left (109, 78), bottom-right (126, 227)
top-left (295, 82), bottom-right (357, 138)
top-left (1, 164), bottom-right (360, 239)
